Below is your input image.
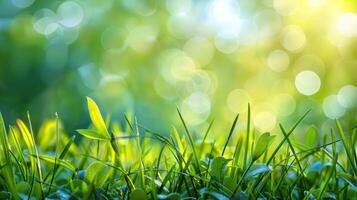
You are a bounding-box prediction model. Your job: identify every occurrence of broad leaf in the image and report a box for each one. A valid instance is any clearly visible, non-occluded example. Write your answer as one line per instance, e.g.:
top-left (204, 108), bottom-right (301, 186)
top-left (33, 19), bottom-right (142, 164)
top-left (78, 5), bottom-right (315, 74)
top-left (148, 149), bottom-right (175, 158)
top-left (210, 156), bottom-right (231, 181)
top-left (130, 188), bottom-right (147, 200)
top-left (252, 132), bottom-right (275, 161)
top-left (306, 127), bottom-right (319, 147)
top-left (86, 97), bottom-right (110, 139)
top-left (245, 164), bottom-right (272, 179)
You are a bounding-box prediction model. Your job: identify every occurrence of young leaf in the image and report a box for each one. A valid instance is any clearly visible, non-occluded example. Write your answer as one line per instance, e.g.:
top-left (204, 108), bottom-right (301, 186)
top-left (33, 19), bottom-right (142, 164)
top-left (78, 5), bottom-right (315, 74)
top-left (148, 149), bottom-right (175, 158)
top-left (77, 129), bottom-right (109, 140)
top-left (86, 97), bottom-right (110, 139)
top-left (35, 155), bottom-right (76, 173)
top-left (252, 132), bottom-right (275, 161)
top-left (210, 156), bottom-right (231, 182)
top-left (306, 126), bottom-right (319, 147)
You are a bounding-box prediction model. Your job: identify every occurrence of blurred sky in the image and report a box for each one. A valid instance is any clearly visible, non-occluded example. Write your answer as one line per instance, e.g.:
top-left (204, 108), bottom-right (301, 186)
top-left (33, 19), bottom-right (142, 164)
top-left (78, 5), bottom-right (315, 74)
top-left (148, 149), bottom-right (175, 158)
top-left (0, 0), bottom-right (356, 135)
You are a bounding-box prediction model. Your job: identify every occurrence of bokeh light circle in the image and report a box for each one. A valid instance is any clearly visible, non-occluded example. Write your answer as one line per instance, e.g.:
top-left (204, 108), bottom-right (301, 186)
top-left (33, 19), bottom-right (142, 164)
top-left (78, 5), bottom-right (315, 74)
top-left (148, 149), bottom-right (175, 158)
top-left (282, 25), bottom-right (306, 52)
top-left (227, 89), bottom-right (251, 113)
top-left (11, 0), bottom-right (35, 8)
top-left (267, 49), bottom-right (290, 72)
top-left (323, 95), bottom-right (346, 119)
top-left (337, 85), bottom-right (357, 108)
top-left (254, 111), bottom-right (276, 131)
top-left (181, 92), bottom-right (211, 126)
top-left (57, 1), bottom-right (84, 28)
top-left (337, 13), bottom-right (357, 37)
top-left (295, 71), bottom-right (321, 96)
top-left (273, 0), bottom-right (298, 16)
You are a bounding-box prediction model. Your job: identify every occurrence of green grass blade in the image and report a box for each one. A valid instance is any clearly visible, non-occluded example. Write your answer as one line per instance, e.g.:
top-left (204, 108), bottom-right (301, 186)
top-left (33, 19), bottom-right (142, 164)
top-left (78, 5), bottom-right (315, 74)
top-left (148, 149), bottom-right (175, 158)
top-left (279, 124), bottom-right (303, 172)
top-left (176, 108), bottom-right (202, 178)
top-left (335, 119), bottom-right (357, 175)
top-left (266, 109), bottom-right (311, 165)
top-left (221, 114), bottom-right (239, 157)
top-left (243, 103), bottom-right (251, 170)
top-left (27, 112), bottom-right (44, 199)
top-left (0, 113), bottom-right (19, 199)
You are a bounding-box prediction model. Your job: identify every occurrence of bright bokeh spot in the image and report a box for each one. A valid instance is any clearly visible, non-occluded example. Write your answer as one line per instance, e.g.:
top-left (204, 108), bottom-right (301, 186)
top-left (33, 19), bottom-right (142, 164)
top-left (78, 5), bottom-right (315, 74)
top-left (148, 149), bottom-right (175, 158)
top-left (295, 71), bottom-right (321, 96)
top-left (227, 89), bottom-right (251, 113)
top-left (33, 9), bottom-right (59, 36)
top-left (323, 95), bottom-right (346, 119)
top-left (337, 85), bottom-right (357, 108)
top-left (166, 0), bottom-right (192, 15)
top-left (11, 0), bottom-right (35, 8)
top-left (273, 0), bottom-right (298, 16)
top-left (209, 0), bottom-right (241, 37)
top-left (181, 91), bottom-right (211, 126)
top-left (170, 55), bottom-right (196, 81)
top-left (254, 111), bottom-right (276, 131)
top-left (267, 49), bottom-right (290, 72)
top-left (127, 25), bottom-right (157, 53)
top-left (57, 1), bottom-right (84, 28)
top-left (337, 13), bottom-right (357, 37)
top-left (282, 25), bottom-right (306, 52)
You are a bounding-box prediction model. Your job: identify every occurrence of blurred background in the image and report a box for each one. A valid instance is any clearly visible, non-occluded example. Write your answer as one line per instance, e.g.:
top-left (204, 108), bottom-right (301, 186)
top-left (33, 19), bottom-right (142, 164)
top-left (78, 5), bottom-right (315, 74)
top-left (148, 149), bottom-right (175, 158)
top-left (0, 0), bottom-right (356, 136)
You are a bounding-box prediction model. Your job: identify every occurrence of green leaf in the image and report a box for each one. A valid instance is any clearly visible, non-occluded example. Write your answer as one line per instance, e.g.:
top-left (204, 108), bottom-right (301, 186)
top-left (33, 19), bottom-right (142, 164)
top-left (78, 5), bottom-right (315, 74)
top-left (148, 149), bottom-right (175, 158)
top-left (16, 181), bottom-right (30, 195)
top-left (210, 156), bottom-right (231, 182)
top-left (35, 155), bottom-right (76, 173)
top-left (199, 188), bottom-right (229, 200)
top-left (335, 120), bottom-right (357, 175)
top-left (130, 188), bottom-right (147, 200)
top-left (338, 173), bottom-right (357, 191)
top-left (16, 119), bottom-right (35, 153)
top-left (86, 97), bottom-right (110, 139)
top-left (0, 113), bottom-right (18, 199)
top-left (245, 164), bottom-right (272, 179)
top-left (85, 161), bottom-right (112, 187)
top-left (76, 129), bottom-right (109, 140)
top-left (252, 132), bottom-right (275, 161)
top-left (0, 191), bottom-right (11, 199)
top-left (306, 127), bottom-right (319, 147)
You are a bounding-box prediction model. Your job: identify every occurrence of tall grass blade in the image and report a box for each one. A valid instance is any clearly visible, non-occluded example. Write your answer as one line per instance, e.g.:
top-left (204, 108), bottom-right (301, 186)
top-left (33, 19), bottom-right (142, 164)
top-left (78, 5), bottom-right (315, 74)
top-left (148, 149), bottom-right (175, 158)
top-left (176, 108), bottom-right (202, 179)
top-left (0, 113), bottom-right (19, 199)
top-left (243, 104), bottom-right (251, 169)
top-left (335, 119), bottom-right (357, 175)
top-left (221, 114), bottom-right (239, 157)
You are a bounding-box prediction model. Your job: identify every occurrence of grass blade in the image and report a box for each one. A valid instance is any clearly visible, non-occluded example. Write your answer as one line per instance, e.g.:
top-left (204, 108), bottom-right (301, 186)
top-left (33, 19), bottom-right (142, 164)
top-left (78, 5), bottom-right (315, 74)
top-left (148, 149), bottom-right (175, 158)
top-left (176, 108), bottom-right (202, 180)
top-left (221, 114), bottom-right (239, 157)
top-left (0, 113), bottom-right (19, 199)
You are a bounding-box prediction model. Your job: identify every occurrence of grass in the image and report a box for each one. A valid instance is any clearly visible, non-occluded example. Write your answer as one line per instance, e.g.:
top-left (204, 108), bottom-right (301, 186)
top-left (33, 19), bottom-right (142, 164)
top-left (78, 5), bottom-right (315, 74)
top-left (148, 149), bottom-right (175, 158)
top-left (0, 97), bottom-right (356, 199)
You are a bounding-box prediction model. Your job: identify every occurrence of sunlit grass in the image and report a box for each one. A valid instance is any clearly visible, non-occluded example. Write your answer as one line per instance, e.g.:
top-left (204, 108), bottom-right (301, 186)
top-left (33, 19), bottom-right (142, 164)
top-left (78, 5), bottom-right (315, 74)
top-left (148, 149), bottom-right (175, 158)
top-left (0, 97), bottom-right (355, 199)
